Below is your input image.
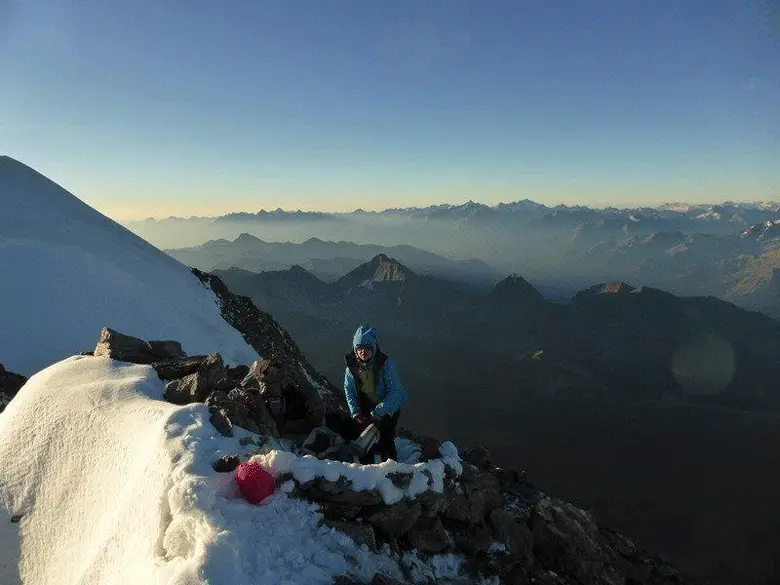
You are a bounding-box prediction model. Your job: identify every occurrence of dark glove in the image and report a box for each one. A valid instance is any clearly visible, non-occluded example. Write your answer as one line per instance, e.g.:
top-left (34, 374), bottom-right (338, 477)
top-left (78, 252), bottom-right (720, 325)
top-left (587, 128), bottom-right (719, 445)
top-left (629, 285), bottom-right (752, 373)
top-left (353, 412), bottom-right (370, 428)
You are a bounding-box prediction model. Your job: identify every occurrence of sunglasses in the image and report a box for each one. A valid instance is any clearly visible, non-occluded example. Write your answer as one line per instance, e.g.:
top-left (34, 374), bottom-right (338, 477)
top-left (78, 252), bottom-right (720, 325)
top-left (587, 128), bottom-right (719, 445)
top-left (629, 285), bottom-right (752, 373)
top-left (354, 344), bottom-right (374, 353)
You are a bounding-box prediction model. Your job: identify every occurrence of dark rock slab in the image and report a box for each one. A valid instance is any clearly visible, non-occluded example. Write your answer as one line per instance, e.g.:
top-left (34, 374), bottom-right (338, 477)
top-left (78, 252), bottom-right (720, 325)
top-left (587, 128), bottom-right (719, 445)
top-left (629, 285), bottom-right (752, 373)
top-left (152, 356), bottom-right (208, 380)
top-left (325, 519), bottom-right (378, 552)
top-left (365, 500), bottom-right (421, 540)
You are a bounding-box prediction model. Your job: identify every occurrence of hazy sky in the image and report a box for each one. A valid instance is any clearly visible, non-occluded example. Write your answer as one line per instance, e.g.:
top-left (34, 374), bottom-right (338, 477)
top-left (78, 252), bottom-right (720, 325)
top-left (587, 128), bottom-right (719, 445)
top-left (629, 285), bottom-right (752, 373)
top-left (1, 0), bottom-right (779, 220)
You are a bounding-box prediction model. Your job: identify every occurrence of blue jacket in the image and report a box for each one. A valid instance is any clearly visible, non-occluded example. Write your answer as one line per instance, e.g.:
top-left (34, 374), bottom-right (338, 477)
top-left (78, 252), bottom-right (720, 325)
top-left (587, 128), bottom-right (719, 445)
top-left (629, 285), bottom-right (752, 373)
top-left (344, 349), bottom-right (408, 418)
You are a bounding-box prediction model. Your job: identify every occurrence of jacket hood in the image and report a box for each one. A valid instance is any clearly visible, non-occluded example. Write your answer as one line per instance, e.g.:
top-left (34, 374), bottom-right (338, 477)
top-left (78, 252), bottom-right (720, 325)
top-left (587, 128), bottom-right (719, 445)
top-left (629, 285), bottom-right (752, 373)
top-left (352, 325), bottom-right (378, 349)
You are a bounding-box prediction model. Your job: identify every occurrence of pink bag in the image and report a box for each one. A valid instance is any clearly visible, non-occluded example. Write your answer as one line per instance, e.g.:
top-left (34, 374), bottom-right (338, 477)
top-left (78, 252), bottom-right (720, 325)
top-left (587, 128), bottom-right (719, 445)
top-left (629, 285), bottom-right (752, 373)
top-left (235, 461), bottom-right (276, 504)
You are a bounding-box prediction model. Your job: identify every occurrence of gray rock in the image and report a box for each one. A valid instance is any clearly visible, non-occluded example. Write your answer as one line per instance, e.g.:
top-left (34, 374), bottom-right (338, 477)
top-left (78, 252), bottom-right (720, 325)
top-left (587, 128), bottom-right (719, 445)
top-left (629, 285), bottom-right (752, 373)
top-left (490, 508), bottom-right (534, 562)
top-left (325, 519), bottom-right (378, 552)
top-left (152, 356), bottom-right (208, 380)
top-left (416, 490), bottom-right (446, 518)
top-left (210, 408), bottom-right (234, 437)
top-left (93, 327), bottom-right (187, 364)
top-left (213, 454), bottom-right (241, 472)
top-left (448, 520), bottom-right (494, 556)
top-left (148, 340), bottom-right (186, 359)
top-left (365, 500), bottom-right (421, 540)
top-left (301, 477), bottom-right (383, 507)
top-left (164, 371), bottom-right (208, 405)
top-left (205, 390), bottom-right (263, 436)
top-left (408, 517), bottom-right (451, 553)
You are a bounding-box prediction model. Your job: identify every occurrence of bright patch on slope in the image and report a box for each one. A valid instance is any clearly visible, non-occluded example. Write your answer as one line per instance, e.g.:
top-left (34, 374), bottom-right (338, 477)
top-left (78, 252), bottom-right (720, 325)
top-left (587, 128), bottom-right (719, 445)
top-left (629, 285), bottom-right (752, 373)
top-left (0, 357), bottom-right (467, 585)
top-left (0, 156), bottom-right (257, 376)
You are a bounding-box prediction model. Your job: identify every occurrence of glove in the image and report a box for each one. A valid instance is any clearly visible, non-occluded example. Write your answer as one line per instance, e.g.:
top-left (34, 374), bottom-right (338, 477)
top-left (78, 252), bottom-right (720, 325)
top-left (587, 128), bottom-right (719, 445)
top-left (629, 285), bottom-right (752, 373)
top-left (353, 413), bottom-right (370, 428)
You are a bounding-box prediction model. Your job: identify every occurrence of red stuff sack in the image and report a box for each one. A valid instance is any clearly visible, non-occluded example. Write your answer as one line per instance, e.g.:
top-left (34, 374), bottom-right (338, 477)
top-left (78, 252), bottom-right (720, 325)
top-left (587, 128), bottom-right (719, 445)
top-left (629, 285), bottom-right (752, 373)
top-left (235, 461), bottom-right (276, 504)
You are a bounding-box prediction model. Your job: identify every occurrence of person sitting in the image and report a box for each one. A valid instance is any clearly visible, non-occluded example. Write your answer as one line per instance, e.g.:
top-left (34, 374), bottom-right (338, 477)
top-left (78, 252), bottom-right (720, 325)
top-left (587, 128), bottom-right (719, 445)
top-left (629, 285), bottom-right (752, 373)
top-left (343, 325), bottom-right (408, 461)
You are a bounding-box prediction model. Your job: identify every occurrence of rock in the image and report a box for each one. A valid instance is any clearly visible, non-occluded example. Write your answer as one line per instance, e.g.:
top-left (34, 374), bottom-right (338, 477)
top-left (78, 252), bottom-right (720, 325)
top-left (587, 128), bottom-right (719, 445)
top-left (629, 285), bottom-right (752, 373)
top-left (301, 477), bottom-right (383, 507)
top-left (301, 427), bottom-right (346, 459)
top-left (408, 517), bottom-right (451, 553)
top-left (388, 472), bottom-right (413, 490)
top-left (148, 340), bottom-right (186, 359)
top-left (210, 408), bottom-right (234, 437)
top-left (325, 519), bottom-right (378, 552)
top-left (416, 489), bottom-right (446, 518)
top-left (213, 455), bottom-right (241, 472)
top-left (205, 390), bottom-right (260, 436)
top-left (227, 387), bottom-right (279, 436)
top-left (530, 497), bottom-right (621, 584)
top-left (93, 327), bottom-right (187, 364)
top-left (164, 371), bottom-right (209, 405)
top-left (444, 464), bottom-right (504, 524)
top-left (448, 520), bottom-right (494, 556)
top-left (489, 508), bottom-right (534, 562)
top-left (495, 467), bottom-right (531, 496)
top-left (461, 445), bottom-right (496, 470)
top-left (10, 515), bottom-right (22, 523)
top-left (152, 356), bottom-right (208, 380)
top-left (199, 353), bottom-right (228, 388)
top-left (365, 500), bottom-right (421, 540)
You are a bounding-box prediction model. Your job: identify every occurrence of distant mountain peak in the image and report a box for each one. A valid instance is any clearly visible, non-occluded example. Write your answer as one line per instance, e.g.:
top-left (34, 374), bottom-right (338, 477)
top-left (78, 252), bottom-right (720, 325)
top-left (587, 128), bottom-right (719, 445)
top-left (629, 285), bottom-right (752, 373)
top-left (337, 254), bottom-right (415, 290)
top-left (490, 273), bottom-right (545, 304)
top-left (234, 232), bottom-right (264, 244)
top-left (584, 282), bottom-right (641, 295)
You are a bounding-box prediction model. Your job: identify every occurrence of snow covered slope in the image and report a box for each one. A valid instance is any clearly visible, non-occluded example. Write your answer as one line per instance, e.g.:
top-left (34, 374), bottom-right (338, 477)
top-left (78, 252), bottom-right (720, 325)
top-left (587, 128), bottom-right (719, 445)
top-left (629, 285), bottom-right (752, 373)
top-left (0, 156), bottom-right (258, 375)
top-left (0, 356), bottom-right (464, 585)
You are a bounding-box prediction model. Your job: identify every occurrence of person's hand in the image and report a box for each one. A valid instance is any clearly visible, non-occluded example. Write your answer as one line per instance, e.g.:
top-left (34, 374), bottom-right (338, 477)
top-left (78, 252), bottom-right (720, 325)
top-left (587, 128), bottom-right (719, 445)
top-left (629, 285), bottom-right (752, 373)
top-left (353, 413), bottom-right (370, 428)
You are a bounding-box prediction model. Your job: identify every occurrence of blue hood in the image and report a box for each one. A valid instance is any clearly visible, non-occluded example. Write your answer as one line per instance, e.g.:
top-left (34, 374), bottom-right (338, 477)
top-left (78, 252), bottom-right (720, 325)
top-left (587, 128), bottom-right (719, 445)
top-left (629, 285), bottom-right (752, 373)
top-left (352, 325), bottom-right (378, 349)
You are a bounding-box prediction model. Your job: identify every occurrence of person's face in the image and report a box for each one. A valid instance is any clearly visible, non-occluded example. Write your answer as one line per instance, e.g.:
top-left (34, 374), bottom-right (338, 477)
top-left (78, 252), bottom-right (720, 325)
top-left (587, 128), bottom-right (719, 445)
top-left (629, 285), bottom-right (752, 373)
top-left (354, 344), bottom-right (374, 362)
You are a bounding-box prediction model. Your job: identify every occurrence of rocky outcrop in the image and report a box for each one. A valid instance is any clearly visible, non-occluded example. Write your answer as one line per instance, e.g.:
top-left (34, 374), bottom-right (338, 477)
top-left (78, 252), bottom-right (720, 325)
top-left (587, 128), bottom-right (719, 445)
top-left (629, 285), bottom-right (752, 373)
top-left (0, 363), bottom-right (27, 413)
top-left (93, 327), bottom-right (187, 364)
top-left (191, 268), bottom-right (344, 413)
top-left (89, 328), bottom-right (324, 441)
top-left (301, 455), bottom-right (684, 585)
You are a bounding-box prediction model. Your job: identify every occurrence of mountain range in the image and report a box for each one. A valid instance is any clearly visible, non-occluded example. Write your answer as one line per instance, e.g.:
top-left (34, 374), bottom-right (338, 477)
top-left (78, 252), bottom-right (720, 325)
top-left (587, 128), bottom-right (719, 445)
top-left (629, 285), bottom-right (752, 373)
top-left (167, 234), bottom-right (502, 286)
top-left (133, 199), bottom-right (780, 319)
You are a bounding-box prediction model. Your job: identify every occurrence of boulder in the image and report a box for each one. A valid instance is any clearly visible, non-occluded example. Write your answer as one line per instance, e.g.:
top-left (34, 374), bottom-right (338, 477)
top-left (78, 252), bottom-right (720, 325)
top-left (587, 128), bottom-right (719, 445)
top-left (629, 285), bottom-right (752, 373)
top-left (93, 327), bottom-right (187, 364)
top-left (530, 497), bottom-right (621, 585)
top-left (205, 391), bottom-right (261, 437)
top-left (325, 519), bottom-right (378, 552)
top-left (300, 477), bottom-right (383, 507)
top-left (365, 500), bottom-right (421, 540)
top-left (408, 517), bottom-right (451, 553)
top-left (152, 356), bottom-right (208, 380)
top-left (227, 387), bottom-right (279, 437)
top-left (162, 353), bottom-right (233, 408)
top-left (164, 371), bottom-right (210, 405)
top-left (489, 508), bottom-right (534, 563)
top-left (213, 454), bottom-right (241, 473)
top-left (301, 427), bottom-right (346, 459)
top-left (447, 520), bottom-right (494, 556)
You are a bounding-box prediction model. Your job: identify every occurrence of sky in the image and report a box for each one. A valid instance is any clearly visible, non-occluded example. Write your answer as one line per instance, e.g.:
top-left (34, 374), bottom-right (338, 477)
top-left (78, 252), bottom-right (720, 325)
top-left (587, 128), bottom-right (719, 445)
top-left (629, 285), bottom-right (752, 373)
top-left (1, 0), bottom-right (779, 220)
